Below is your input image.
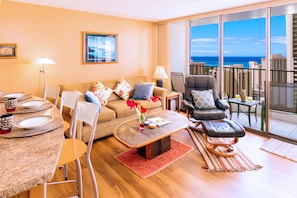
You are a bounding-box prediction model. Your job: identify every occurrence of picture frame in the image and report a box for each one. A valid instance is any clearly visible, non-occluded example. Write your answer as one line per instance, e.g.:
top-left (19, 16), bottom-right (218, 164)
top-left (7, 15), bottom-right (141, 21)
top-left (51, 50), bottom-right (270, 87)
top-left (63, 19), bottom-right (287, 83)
top-left (82, 32), bottom-right (118, 64)
top-left (0, 43), bottom-right (17, 59)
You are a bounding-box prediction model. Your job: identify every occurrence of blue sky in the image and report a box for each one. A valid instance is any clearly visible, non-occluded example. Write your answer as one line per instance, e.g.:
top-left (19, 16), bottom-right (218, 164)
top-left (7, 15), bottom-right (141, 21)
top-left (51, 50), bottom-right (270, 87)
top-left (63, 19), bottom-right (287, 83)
top-left (191, 15), bottom-right (286, 57)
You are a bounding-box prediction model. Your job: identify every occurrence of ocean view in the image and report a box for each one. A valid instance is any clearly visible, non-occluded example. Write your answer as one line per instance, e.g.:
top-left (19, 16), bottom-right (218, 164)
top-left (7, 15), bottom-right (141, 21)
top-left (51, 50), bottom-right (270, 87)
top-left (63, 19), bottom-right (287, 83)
top-left (191, 56), bottom-right (264, 68)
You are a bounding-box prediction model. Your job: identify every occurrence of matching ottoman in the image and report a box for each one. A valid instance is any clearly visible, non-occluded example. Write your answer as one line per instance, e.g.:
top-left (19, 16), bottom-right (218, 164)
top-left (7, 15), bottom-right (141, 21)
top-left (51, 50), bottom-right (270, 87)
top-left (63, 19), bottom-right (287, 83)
top-left (192, 119), bottom-right (246, 157)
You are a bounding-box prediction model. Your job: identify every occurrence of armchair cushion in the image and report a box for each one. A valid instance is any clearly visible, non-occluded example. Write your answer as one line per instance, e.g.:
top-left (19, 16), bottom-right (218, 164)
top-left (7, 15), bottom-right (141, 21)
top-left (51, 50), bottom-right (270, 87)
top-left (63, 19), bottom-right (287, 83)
top-left (191, 89), bottom-right (216, 110)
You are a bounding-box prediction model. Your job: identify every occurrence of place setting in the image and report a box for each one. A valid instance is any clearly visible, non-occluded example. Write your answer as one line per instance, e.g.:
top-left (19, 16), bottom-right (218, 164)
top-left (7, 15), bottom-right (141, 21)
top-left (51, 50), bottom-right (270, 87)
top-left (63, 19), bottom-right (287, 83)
top-left (0, 92), bottom-right (32, 103)
top-left (2, 97), bottom-right (54, 114)
top-left (0, 113), bottom-right (64, 138)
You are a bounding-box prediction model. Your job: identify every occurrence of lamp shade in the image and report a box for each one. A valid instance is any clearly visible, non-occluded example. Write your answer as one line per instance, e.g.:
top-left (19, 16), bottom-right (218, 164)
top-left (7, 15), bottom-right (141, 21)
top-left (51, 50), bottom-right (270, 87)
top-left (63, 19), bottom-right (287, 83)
top-left (152, 66), bottom-right (168, 79)
top-left (35, 57), bottom-right (56, 65)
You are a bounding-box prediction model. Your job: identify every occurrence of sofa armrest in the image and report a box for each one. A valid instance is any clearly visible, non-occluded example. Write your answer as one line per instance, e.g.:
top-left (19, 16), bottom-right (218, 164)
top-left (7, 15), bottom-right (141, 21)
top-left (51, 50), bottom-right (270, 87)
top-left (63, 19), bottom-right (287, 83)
top-left (153, 86), bottom-right (168, 110)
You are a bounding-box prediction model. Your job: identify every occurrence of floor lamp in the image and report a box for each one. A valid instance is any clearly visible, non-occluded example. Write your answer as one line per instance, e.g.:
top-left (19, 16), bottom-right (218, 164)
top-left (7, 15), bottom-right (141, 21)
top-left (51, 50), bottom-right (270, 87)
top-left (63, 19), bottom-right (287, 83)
top-left (36, 57), bottom-right (56, 97)
top-left (152, 66), bottom-right (168, 87)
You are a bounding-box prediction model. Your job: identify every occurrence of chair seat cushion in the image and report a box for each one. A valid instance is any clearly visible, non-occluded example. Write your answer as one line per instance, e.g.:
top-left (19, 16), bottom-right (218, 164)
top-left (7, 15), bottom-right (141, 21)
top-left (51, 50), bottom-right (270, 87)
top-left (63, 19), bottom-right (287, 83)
top-left (202, 119), bottom-right (246, 138)
top-left (192, 109), bottom-right (226, 120)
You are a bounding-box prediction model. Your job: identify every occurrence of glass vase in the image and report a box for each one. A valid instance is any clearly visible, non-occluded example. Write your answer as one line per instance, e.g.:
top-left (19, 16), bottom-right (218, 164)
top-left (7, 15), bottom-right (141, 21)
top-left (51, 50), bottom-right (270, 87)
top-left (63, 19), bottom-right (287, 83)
top-left (138, 115), bottom-right (146, 130)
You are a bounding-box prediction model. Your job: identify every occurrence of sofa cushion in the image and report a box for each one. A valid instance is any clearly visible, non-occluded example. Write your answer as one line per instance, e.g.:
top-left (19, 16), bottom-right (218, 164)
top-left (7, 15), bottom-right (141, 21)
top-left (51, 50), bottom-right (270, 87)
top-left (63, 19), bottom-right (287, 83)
top-left (106, 99), bottom-right (162, 118)
top-left (113, 77), bottom-right (132, 100)
top-left (97, 106), bottom-right (116, 122)
top-left (133, 83), bottom-right (154, 100)
top-left (191, 89), bottom-right (216, 110)
top-left (136, 99), bottom-right (162, 110)
top-left (92, 81), bottom-right (113, 105)
top-left (106, 100), bottom-right (136, 118)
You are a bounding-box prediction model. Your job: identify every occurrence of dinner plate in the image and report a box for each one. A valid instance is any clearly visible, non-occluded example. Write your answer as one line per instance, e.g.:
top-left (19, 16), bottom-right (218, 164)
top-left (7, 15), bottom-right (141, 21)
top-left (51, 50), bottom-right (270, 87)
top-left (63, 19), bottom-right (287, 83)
top-left (5, 92), bottom-right (25, 99)
top-left (21, 100), bottom-right (45, 108)
top-left (14, 115), bottom-right (54, 129)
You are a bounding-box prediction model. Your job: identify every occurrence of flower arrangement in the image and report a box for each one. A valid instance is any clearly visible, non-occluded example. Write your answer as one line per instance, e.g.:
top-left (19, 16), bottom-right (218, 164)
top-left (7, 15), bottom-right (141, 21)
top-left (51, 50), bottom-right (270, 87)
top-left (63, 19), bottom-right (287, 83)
top-left (126, 96), bottom-right (159, 129)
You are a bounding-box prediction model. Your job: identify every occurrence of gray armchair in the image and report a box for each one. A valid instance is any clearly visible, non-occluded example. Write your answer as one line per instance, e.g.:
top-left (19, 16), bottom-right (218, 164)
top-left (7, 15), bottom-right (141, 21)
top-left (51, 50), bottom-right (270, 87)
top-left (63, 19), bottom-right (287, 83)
top-left (182, 75), bottom-right (229, 121)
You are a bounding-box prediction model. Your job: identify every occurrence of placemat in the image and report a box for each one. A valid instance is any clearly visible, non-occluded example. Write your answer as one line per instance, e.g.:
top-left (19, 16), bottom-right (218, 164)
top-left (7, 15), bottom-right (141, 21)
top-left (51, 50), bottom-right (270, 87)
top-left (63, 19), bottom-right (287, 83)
top-left (0, 116), bottom-right (63, 138)
top-left (0, 93), bottom-right (32, 103)
top-left (13, 102), bottom-right (53, 114)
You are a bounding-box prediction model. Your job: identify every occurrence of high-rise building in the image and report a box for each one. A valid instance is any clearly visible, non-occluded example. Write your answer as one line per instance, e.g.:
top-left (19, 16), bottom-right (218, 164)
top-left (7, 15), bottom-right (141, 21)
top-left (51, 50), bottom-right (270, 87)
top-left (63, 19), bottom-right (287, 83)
top-left (293, 14), bottom-right (297, 83)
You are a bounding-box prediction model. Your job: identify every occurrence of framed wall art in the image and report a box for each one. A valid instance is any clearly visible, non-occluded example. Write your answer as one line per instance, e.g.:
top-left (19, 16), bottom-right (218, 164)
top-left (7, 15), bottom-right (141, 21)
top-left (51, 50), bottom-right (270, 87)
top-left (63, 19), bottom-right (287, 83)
top-left (0, 43), bottom-right (17, 59)
top-left (82, 32), bottom-right (118, 64)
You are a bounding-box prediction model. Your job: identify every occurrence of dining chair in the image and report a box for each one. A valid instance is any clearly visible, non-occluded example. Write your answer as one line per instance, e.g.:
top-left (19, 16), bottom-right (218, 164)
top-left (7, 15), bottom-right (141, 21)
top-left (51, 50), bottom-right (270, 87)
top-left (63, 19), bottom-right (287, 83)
top-left (59, 91), bottom-right (82, 180)
top-left (59, 91), bottom-right (82, 131)
top-left (44, 101), bottom-right (100, 198)
top-left (43, 84), bottom-right (60, 107)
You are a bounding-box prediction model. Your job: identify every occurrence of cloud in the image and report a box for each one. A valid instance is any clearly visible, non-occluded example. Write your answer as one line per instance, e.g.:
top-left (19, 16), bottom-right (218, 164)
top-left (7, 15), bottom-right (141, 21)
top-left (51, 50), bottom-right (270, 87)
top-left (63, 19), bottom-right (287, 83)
top-left (191, 38), bottom-right (217, 44)
top-left (271, 36), bottom-right (286, 44)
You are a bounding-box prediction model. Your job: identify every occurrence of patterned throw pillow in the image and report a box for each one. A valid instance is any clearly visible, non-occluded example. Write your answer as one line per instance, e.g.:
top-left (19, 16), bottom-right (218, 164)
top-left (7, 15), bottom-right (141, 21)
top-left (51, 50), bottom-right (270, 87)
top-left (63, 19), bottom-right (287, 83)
top-left (133, 83), bottom-right (154, 100)
top-left (191, 89), bottom-right (216, 110)
top-left (113, 78), bottom-right (132, 100)
top-left (91, 81), bottom-right (113, 105)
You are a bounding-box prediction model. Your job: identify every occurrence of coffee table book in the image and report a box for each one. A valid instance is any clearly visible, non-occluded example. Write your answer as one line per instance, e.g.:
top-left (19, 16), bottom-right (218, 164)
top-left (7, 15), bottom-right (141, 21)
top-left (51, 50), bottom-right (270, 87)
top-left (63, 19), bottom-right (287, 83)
top-left (147, 117), bottom-right (170, 126)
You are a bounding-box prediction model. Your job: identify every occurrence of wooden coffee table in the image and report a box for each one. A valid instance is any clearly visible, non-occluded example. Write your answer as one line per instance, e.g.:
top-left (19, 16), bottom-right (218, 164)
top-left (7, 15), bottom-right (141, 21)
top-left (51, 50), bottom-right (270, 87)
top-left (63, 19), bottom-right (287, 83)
top-left (114, 110), bottom-right (188, 159)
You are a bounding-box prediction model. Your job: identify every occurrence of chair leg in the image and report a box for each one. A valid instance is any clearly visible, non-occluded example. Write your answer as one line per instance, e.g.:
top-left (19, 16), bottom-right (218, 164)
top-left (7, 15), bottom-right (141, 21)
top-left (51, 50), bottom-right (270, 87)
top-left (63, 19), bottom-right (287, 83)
top-left (43, 182), bottom-right (47, 198)
top-left (64, 164), bottom-right (68, 180)
top-left (75, 159), bottom-right (83, 198)
top-left (86, 154), bottom-right (99, 198)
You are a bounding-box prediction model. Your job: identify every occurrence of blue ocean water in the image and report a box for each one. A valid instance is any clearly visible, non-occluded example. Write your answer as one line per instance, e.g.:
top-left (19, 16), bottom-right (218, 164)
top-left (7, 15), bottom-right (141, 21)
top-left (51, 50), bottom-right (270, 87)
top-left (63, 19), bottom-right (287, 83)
top-left (191, 56), bottom-right (264, 68)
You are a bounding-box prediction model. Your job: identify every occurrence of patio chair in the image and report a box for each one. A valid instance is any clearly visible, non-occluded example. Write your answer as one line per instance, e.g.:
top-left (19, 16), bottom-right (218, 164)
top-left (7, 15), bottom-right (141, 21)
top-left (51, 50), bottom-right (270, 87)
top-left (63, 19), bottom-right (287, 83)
top-left (171, 72), bottom-right (185, 111)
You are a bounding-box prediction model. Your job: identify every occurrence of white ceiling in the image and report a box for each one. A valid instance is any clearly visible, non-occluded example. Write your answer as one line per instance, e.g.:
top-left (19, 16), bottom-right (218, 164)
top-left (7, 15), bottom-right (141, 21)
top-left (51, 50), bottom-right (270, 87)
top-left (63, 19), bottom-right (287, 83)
top-left (11, 0), bottom-right (272, 22)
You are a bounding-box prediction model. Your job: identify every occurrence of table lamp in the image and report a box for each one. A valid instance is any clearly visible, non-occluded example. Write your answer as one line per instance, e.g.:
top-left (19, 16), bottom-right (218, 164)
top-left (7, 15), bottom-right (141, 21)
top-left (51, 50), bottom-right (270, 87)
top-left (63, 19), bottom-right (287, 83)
top-left (35, 57), bottom-right (56, 97)
top-left (152, 66), bottom-right (168, 87)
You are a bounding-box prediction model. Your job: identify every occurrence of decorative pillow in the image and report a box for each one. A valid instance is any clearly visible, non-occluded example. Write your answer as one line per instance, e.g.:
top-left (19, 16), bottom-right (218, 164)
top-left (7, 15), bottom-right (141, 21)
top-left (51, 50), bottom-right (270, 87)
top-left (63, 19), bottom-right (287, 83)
top-left (191, 89), bottom-right (216, 110)
top-left (133, 83), bottom-right (154, 100)
top-left (113, 77), bottom-right (132, 100)
top-left (85, 90), bottom-right (101, 112)
top-left (91, 81), bottom-right (113, 105)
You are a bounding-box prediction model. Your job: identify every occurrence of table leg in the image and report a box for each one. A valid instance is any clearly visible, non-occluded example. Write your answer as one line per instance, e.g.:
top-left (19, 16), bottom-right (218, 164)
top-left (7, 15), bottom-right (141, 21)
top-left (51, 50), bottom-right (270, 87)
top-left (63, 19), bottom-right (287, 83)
top-left (248, 106), bottom-right (251, 126)
top-left (137, 136), bottom-right (171, 159)
top-left (229, 102), bottom-right (233, 120)
top-left (255, 104), bottom-right (257, 122)
top-left (237, 104), bottom-right (240, 118)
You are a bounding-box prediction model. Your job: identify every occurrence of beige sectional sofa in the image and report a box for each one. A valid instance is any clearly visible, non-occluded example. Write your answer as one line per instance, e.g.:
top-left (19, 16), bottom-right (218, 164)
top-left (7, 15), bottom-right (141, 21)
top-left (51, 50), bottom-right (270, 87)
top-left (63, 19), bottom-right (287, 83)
top-left (59, 76), bottom-right (168, 142)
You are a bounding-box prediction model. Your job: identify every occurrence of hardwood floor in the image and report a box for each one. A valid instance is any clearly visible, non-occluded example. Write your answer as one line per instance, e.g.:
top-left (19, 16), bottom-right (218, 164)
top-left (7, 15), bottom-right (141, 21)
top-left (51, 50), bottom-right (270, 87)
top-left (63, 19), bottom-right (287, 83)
top-left (46, 129), bottom-right (297, 198)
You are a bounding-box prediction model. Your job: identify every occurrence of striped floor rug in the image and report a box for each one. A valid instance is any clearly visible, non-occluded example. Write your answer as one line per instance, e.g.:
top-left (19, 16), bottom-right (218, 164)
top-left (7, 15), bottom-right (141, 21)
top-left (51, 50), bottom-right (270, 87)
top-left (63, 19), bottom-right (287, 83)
top-left (187, 128), bottom-right (262, 172)
top-left (261, 138), bottom-right (297, 162)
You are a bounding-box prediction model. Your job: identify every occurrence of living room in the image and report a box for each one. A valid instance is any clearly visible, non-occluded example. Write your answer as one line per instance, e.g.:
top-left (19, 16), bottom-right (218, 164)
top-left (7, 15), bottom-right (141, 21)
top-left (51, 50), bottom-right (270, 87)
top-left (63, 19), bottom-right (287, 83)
top-left (1, 0), bottom-right (297, 198)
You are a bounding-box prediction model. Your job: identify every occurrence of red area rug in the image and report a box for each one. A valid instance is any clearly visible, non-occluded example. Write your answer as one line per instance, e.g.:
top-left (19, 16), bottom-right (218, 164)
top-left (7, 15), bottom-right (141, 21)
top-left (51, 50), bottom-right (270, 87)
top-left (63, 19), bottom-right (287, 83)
top-left (114, 139), bottom-right (193, 178)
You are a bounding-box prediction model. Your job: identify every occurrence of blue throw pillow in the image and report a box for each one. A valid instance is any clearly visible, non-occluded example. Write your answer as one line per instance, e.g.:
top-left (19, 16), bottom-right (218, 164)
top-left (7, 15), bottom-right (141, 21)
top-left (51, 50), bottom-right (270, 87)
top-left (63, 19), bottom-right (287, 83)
top-left (133, 83), bottom-right (154, 100)
top-left (85, 90), bottom-right (101, 112)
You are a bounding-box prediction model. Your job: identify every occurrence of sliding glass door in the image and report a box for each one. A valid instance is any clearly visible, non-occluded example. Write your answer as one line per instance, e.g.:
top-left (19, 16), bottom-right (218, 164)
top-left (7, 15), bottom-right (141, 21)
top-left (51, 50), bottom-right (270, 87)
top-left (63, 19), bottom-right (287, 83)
top-left (189, 3), bottom-right (297, 140)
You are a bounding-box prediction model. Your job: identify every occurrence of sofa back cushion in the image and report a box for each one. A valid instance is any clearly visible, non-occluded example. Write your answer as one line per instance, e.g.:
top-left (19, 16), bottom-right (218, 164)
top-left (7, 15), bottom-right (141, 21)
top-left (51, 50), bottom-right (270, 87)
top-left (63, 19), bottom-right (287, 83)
top-left (60, 76), bottom-right (150, 102)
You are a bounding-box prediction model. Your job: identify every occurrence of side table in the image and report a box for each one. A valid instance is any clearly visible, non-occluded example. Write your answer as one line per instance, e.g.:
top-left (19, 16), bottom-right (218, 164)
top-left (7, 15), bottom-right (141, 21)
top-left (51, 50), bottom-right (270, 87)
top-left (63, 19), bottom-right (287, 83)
top-left (166, 92), bottom-right (180, 112)
top-left (228, 98), bottom-right (259, 127)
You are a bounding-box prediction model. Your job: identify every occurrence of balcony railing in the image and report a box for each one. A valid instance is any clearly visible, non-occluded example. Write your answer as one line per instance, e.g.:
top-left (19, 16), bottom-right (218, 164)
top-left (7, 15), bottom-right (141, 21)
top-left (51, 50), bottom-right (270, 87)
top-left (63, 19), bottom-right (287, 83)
top-left (190, 64), bottom-right (297, 113)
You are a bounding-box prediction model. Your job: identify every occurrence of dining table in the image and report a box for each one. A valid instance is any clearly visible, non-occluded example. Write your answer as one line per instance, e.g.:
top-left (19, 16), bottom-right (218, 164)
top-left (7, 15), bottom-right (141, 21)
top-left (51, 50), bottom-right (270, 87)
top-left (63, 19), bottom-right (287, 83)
top-left (0, 93), bottom-right (64, 198)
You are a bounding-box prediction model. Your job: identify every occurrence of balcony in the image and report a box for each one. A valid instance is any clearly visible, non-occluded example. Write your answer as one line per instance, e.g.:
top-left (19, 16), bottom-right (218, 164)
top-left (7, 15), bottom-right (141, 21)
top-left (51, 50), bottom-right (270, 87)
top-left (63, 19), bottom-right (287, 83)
top-left (189, 64), bottom-right (297, 142)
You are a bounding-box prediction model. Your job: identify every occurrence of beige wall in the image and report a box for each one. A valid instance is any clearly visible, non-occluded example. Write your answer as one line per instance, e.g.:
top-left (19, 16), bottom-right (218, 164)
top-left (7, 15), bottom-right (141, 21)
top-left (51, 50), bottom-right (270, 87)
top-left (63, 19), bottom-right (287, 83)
top-left (0, 1), bottom-right (156, 96)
